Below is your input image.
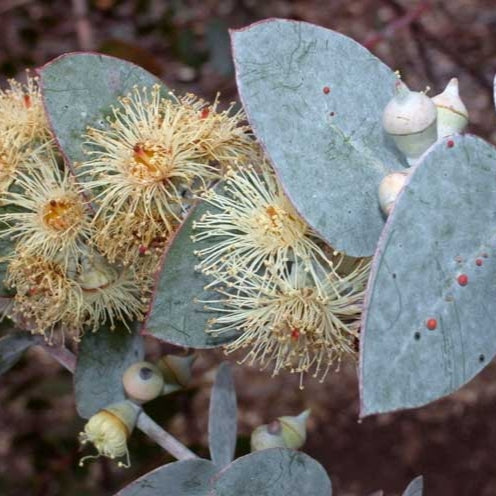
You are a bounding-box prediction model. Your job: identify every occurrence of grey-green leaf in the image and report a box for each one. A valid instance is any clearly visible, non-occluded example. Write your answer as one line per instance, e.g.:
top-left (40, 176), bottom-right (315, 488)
top-left (209, 448), bottom-right (332, 496)
top-left (74, 324), bottom-right (144, 419)
top-left (231, 19), bottom-right (406, 257)
top-left (209, 362), bottom-right (237, 468)
top-left (361, 135), bottom-right (496, 416)
top-left (38, 52), bottom-right (167, 168)
top-left (116, 459), bottom-right (217, 496)
top-left (143, 203), bottom-right (238, 348)
top-left (403, 476), bottom-right (423, 496)
top-left (0, 332), bottom-right (35, 375)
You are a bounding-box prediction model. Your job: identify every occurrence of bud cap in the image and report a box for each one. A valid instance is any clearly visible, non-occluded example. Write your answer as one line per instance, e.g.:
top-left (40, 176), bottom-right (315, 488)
top-left (431, 78), bottom-right (469, 138)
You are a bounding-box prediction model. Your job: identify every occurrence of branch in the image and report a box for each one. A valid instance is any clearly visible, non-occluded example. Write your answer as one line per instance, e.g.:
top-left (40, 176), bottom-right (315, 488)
top-left (137, 412), bottom-right (199, 460)
top-left (363, 2), bottom-right (430, 50)
top-left (39, 340), bottom-right (198, 461)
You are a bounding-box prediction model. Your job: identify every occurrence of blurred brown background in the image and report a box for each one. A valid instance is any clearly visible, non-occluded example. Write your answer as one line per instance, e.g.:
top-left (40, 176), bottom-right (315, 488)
top-left (1, 0), bottom-right (496, 495)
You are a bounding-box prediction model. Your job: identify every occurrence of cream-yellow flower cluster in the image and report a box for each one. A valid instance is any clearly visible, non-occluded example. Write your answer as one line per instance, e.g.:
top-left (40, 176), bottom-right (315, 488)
top-left (193, 161), bottom-right (370, 386)
top-left (0, 77), bottom-right (253, 341)
top-left (81, 85), bottom-right (255, 267)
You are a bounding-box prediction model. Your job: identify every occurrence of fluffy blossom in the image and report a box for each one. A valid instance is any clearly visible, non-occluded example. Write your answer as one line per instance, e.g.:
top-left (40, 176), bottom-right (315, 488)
top-left (0, 149), bottom-right (91, 268)
top-left (80, 85), bottom-right (254, 265)
top-left (79, 401), bottom-right (139, 468)
top-left (193, 160), bottom-right (370, 384)
top-left (203, 257), bottom-right (369, 386)
top-left (192, 162), bottom-right (333, 284)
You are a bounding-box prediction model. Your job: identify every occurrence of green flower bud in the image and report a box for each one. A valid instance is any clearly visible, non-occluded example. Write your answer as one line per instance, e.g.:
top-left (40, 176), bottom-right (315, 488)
top-left (383, 81), bottom-right (437, 165)
top-left (431, 78), bottom-right (468, 139)
top-left (156, 354), bottom-right (196, 394)
top-left (250, 409), bottom-right (310, 452)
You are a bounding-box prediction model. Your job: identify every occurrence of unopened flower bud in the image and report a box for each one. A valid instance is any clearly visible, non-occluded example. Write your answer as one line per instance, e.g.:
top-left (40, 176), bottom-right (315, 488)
top-left (156, 354), bottom-right (196, 394)
top-left (431, 78), bottom-right (468, 139)
top-left (378, 171), bottom-right (409, 216)
top-left (250, 409), bottom-right (310, 452)
top-left (122, 361), bottom-right (165, 403)
top-left (383, 81), bottom-right (437, 164)
top-left (79, 400), bottom-right (140, 468)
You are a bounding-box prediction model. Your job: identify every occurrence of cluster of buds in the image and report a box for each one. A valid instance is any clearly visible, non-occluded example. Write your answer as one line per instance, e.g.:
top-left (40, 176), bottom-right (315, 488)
top-left (80, 354), bottom-right (195, 467)
top-left (379, 77), bottom-right (469, 216)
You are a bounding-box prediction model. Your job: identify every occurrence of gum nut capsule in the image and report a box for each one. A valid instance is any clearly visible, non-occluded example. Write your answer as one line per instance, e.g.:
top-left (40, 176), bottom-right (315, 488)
top-left (378, 171), bottom-right (409, 216)
top-left (382, 81), bottom-right (437, 165)
top-left (122, 361), bottom-right (165, 403)
top-left (431, 78), bottom-right (469, 138)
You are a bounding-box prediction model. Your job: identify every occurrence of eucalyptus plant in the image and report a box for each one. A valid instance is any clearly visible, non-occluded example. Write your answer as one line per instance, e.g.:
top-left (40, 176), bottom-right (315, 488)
top-left (1, 16), bottom-right (493, 495)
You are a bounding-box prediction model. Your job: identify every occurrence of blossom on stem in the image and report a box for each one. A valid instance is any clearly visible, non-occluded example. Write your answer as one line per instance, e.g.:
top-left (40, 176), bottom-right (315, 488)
top-left (77, 254), bottom-right (150, 332)
top-left (0, 149), bottom-right (91, 268)
top-left (79, 400), bottom-right (140, 468)
top-left (203, 257), bottom-right (369, 386)
top-left (192, 162), bottom-right (335, 284)
top-left (80, 85), bottom-right (219, 243)
top-left (6, 255), bottom-right (85, 339)
top-left (0, 74), bottom-right (51, 144)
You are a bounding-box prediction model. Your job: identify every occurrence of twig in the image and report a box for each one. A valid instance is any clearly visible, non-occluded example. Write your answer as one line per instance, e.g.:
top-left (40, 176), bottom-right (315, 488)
top-left (38, 340), bottom-right (198, 461)
top-left (363, 2), bottom-right (430, 50)
top-left (72, 0), bottom-right (94, 51)
top-left (137, 412), bottom-right (199, 460)
top-left (34, 336), bottom-right (76, 373)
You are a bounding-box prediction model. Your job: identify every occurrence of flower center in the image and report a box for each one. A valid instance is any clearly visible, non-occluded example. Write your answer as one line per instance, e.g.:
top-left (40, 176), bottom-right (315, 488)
top-left (248, 201), bottom-right (307, 251)
top-left (42, 198), bottom-right (83, 232)
top-left (130, 143), bottom-right (168, 181)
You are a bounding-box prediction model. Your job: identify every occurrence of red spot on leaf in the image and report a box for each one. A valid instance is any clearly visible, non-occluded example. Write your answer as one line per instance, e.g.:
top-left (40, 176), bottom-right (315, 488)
top-left (291, 328), bottom-right (300, 341)
top-left (23, 94), bottom-right (31, 108)
top-left (447, 140), bottom-right (454, 148)
top-left (323, 86), bottom-right (330, 94)
top-left (476, 258), bottom-right (483, 266)
top-left (200, 108), bottom-right (210, 119)
top-left (426, 318), bottom-right (437, 330)
top-left (457, 274), bottom-right (468, 286)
